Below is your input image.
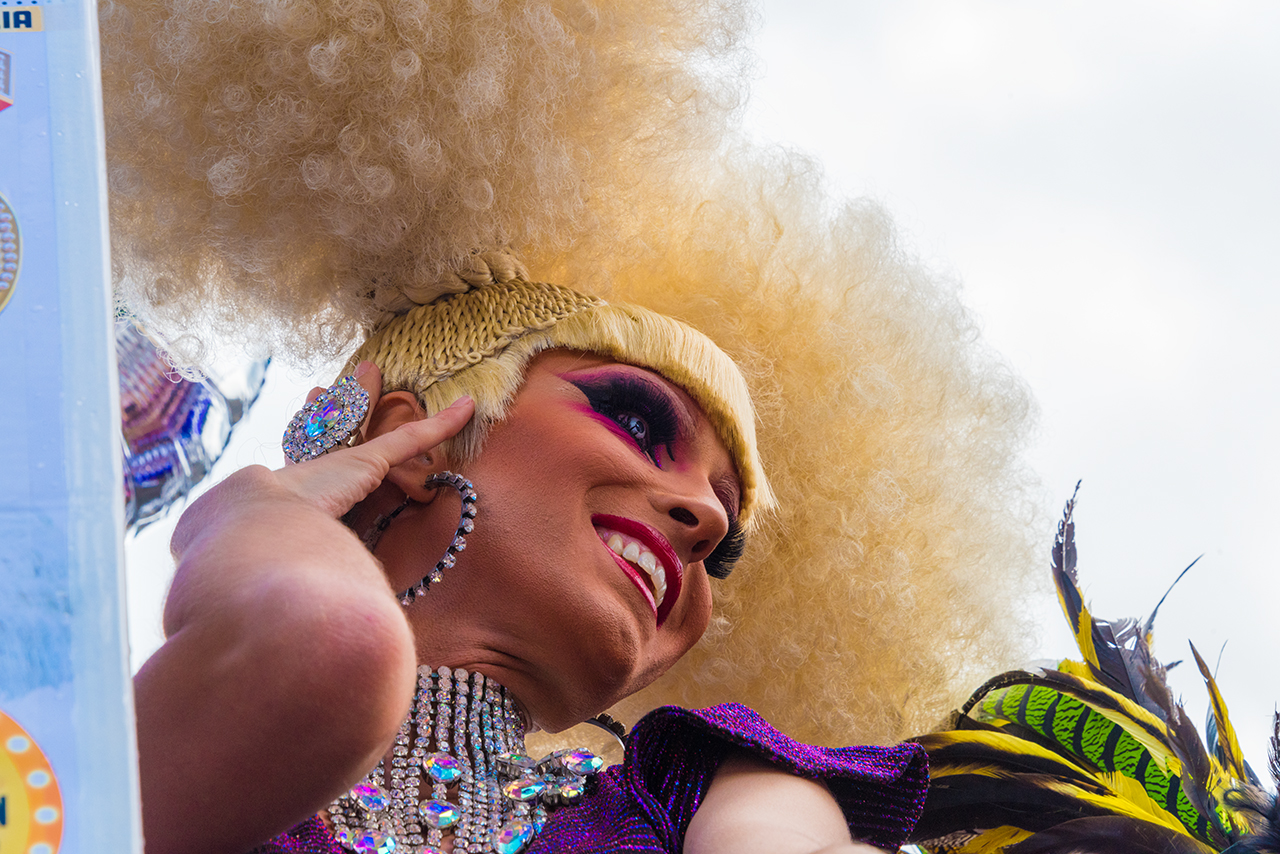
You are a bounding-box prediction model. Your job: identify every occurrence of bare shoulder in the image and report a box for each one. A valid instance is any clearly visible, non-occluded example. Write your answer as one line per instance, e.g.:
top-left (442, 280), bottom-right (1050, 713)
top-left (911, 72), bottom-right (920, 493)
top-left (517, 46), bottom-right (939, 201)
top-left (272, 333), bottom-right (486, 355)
top-left (684, 752), bottom-right (884, 854)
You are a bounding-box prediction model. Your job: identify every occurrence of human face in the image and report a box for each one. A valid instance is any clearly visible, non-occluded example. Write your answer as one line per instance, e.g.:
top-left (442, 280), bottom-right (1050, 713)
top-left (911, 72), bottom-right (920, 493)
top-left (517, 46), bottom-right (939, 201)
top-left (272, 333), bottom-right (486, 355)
top-left (375, 351), bottom-right (741, 731)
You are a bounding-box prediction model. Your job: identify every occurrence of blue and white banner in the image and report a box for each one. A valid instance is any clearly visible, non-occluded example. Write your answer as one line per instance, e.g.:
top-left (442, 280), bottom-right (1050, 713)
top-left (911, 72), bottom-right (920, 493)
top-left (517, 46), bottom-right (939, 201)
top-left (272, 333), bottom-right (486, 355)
top-left (0, 0), bottom-right (142, 849)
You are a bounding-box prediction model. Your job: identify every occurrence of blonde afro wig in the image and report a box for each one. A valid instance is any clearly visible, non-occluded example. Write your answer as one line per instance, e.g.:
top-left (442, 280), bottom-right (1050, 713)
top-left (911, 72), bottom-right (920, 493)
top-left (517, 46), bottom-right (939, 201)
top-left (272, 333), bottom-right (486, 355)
top-left (101, 0), bottom-right (754, 363)
top-left (104, 0), bottom-right (1045, 745)
top-left (535, 151), bottom-right (1044, 745)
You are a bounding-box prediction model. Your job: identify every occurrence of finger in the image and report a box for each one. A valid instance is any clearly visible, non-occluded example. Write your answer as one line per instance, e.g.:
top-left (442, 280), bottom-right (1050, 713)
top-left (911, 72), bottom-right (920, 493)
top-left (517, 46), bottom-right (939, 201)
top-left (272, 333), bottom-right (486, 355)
top-left (275, 396), bottom-right (475, 517)
top-left (357, 395), bottom-right (474, 470)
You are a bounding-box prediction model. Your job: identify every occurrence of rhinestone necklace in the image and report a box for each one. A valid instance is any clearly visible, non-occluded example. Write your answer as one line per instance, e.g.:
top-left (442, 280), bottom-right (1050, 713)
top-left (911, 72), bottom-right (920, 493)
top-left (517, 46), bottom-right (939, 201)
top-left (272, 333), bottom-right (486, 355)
top-left (327, 665), bottom-right (603, 854)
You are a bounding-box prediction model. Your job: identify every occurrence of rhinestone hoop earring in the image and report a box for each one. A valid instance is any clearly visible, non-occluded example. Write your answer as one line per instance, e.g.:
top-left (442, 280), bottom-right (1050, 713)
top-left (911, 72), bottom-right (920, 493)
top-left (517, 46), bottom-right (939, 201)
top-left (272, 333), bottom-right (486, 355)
top-left (403, 472), bottom-right (476, 606)
top-left (360, 472), bottom-right (478, 607)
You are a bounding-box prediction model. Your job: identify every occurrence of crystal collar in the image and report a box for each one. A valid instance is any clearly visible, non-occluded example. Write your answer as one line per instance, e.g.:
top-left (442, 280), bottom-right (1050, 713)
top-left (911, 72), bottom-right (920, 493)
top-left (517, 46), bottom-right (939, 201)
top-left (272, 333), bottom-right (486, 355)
top-left (327, 665), bottom-right (604, 854)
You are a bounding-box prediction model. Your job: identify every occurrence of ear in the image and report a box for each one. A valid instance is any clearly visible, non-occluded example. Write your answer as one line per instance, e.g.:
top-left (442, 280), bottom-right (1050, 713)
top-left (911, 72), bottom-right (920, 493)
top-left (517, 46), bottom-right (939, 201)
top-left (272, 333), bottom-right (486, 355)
top-left (366, 391), bottom-right (453, 499)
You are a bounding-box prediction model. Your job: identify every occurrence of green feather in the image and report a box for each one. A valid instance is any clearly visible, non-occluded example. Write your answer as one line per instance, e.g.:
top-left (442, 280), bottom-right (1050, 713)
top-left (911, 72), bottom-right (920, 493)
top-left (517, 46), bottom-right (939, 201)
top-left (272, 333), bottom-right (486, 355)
top-left (969, 674), bottom-right (1217, 844)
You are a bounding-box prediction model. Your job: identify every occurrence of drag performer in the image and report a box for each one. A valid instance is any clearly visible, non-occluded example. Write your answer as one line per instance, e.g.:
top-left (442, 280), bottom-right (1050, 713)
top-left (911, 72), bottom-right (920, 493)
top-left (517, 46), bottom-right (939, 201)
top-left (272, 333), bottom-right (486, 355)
top-left (100, 0), bottom-right (1042, 851)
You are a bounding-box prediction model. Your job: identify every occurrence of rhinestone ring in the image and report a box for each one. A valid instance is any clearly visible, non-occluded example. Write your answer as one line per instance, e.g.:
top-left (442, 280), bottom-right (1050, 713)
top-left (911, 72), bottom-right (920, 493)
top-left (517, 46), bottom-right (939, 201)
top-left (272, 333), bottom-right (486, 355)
top-left (282, 375), bottom-right (370, 463)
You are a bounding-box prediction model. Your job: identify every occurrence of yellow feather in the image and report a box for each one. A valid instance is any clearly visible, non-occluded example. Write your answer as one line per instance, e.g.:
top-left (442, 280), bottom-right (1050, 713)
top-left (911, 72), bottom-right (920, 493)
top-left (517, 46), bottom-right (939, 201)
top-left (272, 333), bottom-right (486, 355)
top-left (950, 826), bottom-right (1034, 853)
top-left (1055, 658), bottom-right (1096, 682)
top-left (1055, 574), bottom-right (1100, 670)
top-left (923, 730), bottom-right (1098, 780)
top-left (1044, 779), bottom-right (1195, 834)
top-left (1190, 642), bottom-right (1248, 784)
top-left (1099, 770), bottom-right (1186, 829)
top-left (925, 731), bottom-right (1192, 836)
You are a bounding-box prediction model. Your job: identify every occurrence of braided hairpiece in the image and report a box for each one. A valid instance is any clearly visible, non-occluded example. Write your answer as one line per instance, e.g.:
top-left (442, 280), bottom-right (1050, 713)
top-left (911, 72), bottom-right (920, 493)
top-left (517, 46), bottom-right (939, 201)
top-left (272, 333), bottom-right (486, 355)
top-left (343, 251), bottom-right (772, 530)
top-left (368, 250), bottom-right (540, 329)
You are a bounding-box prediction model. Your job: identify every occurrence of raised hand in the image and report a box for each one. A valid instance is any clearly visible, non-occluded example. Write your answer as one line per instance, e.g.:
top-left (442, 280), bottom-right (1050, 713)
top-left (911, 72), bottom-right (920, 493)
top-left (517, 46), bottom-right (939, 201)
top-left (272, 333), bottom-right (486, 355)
top-left (137, 362), bottom-right (473, 854)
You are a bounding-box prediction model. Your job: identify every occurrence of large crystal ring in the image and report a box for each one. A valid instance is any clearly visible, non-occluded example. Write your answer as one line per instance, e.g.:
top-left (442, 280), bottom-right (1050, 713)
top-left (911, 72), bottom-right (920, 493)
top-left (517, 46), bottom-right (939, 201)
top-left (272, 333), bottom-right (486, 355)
top-left (282, 376), bottom-right (370, 463)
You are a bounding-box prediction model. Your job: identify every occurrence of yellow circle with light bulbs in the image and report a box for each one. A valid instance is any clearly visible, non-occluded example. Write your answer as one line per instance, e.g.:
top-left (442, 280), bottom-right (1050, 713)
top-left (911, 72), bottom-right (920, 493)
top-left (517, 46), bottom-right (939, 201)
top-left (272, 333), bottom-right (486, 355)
top-left (0, 709), bottom-right (63, 854)
top-left (0, 193), bottom-right (18, 315)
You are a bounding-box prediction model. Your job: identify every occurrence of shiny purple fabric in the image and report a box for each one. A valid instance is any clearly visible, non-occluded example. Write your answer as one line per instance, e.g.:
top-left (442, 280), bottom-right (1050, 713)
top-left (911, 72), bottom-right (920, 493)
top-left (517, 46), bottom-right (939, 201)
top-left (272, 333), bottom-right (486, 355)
top-left (252, 703), bottom-right (929, 854)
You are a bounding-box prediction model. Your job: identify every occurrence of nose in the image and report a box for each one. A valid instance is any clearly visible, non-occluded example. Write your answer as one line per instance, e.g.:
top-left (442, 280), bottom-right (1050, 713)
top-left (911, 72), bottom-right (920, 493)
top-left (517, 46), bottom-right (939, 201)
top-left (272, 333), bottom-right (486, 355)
top-left (653, 481), bottom-right (729, 564)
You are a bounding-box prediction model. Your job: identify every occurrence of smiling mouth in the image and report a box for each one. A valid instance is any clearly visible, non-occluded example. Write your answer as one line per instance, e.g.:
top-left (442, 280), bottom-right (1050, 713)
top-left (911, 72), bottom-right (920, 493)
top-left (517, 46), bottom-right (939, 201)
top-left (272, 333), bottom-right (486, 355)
top-left (596, 526), bottom-right (668, 607)
top-left (591, 515), bottom-right (683, 625)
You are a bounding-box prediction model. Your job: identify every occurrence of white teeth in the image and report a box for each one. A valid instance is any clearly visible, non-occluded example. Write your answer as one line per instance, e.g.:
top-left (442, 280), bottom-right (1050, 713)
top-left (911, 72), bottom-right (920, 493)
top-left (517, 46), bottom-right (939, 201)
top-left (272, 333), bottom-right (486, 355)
top-left (596, 526), bottom-right (669, 609)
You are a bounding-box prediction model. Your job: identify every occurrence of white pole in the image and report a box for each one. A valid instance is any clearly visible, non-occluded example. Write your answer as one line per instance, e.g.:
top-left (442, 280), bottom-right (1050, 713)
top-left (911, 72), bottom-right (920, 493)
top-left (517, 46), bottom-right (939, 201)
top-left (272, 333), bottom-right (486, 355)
top-left (0, 0), bottom-right (142, 848)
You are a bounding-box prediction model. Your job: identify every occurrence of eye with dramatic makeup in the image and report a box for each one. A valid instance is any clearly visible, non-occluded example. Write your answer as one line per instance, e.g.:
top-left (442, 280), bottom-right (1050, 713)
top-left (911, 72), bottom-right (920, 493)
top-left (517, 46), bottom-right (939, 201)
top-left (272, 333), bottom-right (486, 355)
top-left (565, 371), bottom-right (683, 467)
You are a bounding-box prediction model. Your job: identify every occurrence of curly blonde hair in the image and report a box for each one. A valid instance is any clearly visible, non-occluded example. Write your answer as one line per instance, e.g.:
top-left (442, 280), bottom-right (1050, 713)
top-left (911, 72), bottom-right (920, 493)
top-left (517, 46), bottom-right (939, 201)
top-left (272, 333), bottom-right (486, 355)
top-left (573, 153), bottom-right (1044, 744)
top-left (103, 0), bottom-right (1044, 745)
top-left (101, 0), bottom-right (754, 364)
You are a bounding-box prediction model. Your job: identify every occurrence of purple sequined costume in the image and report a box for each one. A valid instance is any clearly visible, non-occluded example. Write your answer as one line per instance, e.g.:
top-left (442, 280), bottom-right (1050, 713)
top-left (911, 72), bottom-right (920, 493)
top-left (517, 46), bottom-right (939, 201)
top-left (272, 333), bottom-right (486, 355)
top-left (253, 703), bottom-right (929, 854)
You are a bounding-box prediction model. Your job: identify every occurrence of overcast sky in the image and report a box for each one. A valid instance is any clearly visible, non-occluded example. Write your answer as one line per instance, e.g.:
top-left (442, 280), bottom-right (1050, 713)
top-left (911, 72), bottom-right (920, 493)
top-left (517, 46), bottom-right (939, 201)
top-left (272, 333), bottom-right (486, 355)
top-left (739, 0), bottom-right (1280, 769)
top-left (125, 1), bottom-right (1280, 770)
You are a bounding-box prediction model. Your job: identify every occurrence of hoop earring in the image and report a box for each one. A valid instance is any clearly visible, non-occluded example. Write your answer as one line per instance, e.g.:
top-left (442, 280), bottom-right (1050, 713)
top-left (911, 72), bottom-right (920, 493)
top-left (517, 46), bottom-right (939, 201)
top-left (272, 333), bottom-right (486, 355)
top-left (402, 472), bottom-right (477, 606)
top-left (360, 472), bottom-right (478, 607)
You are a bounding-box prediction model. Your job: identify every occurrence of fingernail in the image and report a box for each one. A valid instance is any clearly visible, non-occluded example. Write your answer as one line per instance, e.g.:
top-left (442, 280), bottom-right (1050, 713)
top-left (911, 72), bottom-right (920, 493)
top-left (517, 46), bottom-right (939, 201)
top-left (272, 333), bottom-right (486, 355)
top-left (354, 360), bottom-right (374, 379)
top-left (446, 395), bottom-right (473, 409)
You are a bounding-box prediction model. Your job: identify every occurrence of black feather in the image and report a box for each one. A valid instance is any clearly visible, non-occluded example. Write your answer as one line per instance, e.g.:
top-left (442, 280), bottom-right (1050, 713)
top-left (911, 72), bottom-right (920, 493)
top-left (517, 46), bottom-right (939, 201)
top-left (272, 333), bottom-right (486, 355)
top-left (910, 773), bottom-right (1119, 841)
top-left (1143, 558), bottom-right (1201, 641)
top-left (915, 732), bottom-right (1108, 790)
top-left (1005, 816), bottom-right (1218, 854)
top-left (1089, 616), bottom-right (1144, 706)
top-left (1052, 484), bottom-right (1083, 632)
top-left (1219, 712), bottom-right (1280, 853)
top-left (1271, 711), bottom-right (1280, 790)
top-left (1048, 486), bottom-right (1146, 705)
top-left (1222, 783), bottom-right (1280, 854)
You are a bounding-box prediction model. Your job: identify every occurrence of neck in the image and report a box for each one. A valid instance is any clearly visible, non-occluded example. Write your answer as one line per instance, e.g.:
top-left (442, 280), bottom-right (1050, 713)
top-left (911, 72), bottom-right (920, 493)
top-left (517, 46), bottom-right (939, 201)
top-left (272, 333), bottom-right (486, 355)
top-left (328, 665), bottom-right (602, 854)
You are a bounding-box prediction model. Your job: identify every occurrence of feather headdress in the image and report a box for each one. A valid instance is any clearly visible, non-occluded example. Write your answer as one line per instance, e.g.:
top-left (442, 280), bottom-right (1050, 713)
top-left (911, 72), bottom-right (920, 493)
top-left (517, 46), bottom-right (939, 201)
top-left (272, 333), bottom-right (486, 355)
top-left (909, 487), bottom-right (1280, 854)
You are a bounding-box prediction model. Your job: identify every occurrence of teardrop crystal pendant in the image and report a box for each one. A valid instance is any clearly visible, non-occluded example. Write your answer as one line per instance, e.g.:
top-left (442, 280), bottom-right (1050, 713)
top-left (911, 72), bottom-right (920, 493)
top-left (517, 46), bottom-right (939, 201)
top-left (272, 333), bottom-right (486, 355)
top-left (418, 798), bottom-right (460, 829)
top-left (423, 752), bottom-right (461, 784)
top-left (559, 748), bottom-right (603, 775)
top-left (352, 783), bottom-right (390, 812)
top-left (351, 829), bottom-right (396, 854)
top-left (493, 818), bottom-right (535, 854)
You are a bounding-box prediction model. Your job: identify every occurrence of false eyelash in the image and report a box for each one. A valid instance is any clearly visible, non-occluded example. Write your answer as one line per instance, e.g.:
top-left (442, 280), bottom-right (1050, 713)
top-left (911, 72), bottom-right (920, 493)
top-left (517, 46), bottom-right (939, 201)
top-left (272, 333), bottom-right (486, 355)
top-left (567, 372), bottom-right (682, 466)
top-left (705, 518), bottom-right (745, 580)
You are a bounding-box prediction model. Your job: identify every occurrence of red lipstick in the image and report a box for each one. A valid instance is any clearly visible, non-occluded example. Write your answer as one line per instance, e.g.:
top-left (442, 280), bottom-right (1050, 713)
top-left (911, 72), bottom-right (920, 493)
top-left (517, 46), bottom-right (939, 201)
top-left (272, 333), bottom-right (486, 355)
top-left (591, 514), bottom-right (684, 626)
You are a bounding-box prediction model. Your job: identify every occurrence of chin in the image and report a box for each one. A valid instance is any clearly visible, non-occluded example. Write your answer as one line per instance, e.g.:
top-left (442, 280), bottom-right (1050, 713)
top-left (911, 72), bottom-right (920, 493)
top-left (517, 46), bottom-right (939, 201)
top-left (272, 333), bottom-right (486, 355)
top-left (531, 649), bottom-right (683, 734)
top-left (519, 661), bottom-right (660, 734)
